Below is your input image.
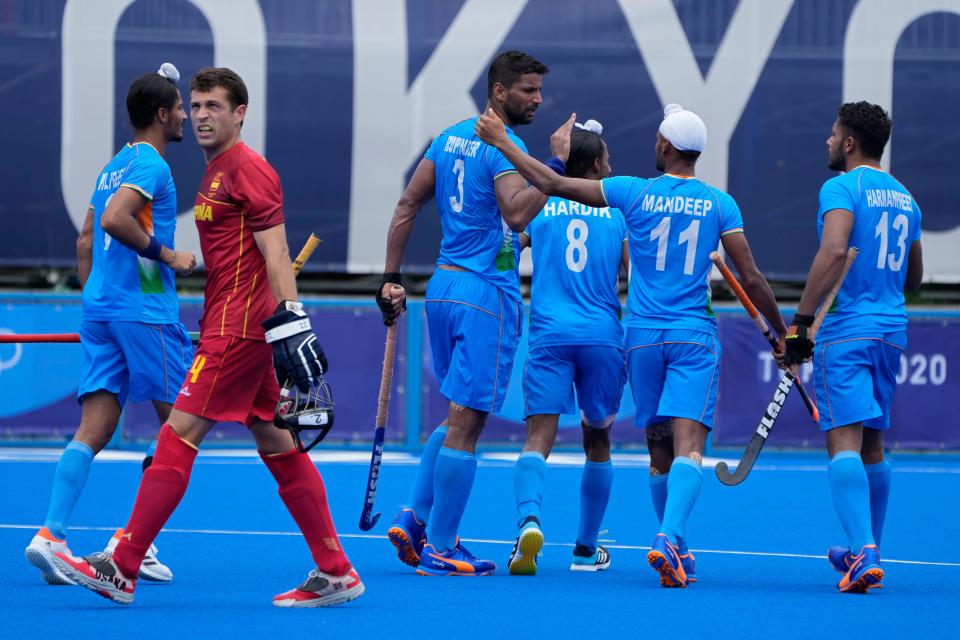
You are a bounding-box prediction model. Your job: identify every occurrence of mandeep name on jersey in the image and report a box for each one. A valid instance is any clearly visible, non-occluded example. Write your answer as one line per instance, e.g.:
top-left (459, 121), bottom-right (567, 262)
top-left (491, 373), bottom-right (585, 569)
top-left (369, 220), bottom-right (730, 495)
top-left (97, 168), bottom-right (126, 192)
top-left (864, 188), bottom-right (913, 212)
top-left (542, 200), bottom-right (612, 218)
top-left (641, 193), bottom-right (713, 217)
top-left (443, 135), bottom-right (482, 158)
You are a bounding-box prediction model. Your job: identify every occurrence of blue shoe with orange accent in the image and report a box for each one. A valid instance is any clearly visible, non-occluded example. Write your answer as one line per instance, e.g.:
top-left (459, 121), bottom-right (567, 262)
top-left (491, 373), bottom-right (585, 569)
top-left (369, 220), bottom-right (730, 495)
top-left (827, 546), bottom-right (854, 574)
top-left (647, 533), bottom-right (688, 588)
top-left (837, 545), bottom-right (884, 594)
top-left (416, 540), bottom-right (496, 576)
top-left (387, 508), bottom-right (426, 568)
top-left (679, 550), bottom-right (697, 582)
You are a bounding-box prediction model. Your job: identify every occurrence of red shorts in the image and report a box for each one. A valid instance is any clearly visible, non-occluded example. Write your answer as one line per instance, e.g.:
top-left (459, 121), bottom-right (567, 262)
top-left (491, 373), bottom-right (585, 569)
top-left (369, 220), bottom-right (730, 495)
top-left (173, 335), bottom-right (280, 426)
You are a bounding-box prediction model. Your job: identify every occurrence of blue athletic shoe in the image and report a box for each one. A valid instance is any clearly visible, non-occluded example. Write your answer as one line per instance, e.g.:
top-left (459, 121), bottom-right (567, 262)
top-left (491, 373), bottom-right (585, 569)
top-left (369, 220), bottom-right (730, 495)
top-left (679, 550), bottom-right (697, 582)
top-left (647, 533), bottom-right (688, 588)
top-left (827, 546), bottom-right (854, 574)
top-left (416, 540), bottom-right (496, 576)
top-left (508, 517), bottom-right (544, 576)
top-left (837, 545), bottom-right (884, 593)
top-left (387, 508), bottom-right (426, 568)
top-left (569, 544), bottom-right (611, 572)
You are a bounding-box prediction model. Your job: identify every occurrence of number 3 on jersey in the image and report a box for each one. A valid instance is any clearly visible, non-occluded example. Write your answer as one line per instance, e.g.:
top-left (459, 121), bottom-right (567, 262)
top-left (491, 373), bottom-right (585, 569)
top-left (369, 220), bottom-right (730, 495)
top-left (450, 159), bottom-right (465, 213)
top-left (565, 219), bottom-right (588, 272)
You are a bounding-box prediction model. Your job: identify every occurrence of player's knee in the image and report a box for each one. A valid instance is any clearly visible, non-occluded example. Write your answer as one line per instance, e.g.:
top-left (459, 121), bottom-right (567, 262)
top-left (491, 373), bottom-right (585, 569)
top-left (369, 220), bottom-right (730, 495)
top-left (581, 424), bottom-right (611, 462)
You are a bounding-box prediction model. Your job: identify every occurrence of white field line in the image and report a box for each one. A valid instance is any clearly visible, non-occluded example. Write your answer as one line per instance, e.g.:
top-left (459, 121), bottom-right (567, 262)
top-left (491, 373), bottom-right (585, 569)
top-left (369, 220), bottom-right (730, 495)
top-left (2, 523), bottom-right (958, 568)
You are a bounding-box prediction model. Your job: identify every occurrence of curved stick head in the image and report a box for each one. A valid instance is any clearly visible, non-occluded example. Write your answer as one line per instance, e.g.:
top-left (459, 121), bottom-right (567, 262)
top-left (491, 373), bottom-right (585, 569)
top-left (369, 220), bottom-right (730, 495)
top-left (358, 510), bottom-right (381, 531)
top-left (714, 461), bottom-right (746, 487)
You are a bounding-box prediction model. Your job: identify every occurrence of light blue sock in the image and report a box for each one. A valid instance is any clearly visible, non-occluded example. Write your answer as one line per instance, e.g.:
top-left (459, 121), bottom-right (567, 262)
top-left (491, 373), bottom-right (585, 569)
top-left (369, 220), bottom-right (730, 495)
top-left (514, 451), bottom-right (546, 526)
top-left (576, 460), bottom-right (613, 550)
top-left (649, 472), bottom-right (668, 523)
top-left (145, 439), bottom-right (158, 458)
top-left (43, 441), bottom-right (94, 539)
top-left (405, 426), bottom-right (448, 522)
top-left (828, 451), bottom-right (875, 552)
top-left (659, 457), bottom-right (703, 545)
top-left (427, 447), bottom-right (477, 552)
top-left (865, 459), bottom-right (892, 546)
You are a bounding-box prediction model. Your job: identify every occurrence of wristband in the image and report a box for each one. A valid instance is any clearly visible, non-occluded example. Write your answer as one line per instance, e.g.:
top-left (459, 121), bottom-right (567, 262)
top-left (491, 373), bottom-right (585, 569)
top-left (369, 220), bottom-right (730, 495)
top-left (138, 235), bottom-right (162, 260)
top-left (546, 156), bottom-right (566, 176)
top-left (381, 272), bottom-right (403, 286)
top-left (791, 314), bottom-right (815, 327)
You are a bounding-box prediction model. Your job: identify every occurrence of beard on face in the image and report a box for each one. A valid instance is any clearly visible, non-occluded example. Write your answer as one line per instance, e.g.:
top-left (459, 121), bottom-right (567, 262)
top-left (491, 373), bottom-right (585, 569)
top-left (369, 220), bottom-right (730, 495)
top-left (504, 100), bottom-right (535, 126)
top-left (827, 146), bottom-right (845, 171)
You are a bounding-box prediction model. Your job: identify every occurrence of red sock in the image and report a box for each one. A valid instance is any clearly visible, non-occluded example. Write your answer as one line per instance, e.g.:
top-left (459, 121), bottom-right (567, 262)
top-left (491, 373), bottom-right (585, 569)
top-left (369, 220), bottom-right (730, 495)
top-left (260, 449), bottom-right (351, 576)
top-left (113, 424), bottom-right (197, 578)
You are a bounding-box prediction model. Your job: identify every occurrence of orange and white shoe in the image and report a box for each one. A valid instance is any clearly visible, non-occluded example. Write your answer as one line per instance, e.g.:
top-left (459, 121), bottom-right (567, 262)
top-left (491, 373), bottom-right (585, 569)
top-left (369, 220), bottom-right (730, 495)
top-left (50, 551), bottom-right (136, 604)
top-left (104, 528), bottom-right (172, 583)
top-left (272, 568), bottom-right (365, 608)
top-left (24, 527), bottom-right (76, 585)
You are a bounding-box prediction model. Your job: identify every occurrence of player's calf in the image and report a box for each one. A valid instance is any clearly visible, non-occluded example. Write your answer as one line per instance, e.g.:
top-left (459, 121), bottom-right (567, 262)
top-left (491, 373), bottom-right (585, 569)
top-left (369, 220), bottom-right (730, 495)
top-left (273, 568), bottom-right (365, 608)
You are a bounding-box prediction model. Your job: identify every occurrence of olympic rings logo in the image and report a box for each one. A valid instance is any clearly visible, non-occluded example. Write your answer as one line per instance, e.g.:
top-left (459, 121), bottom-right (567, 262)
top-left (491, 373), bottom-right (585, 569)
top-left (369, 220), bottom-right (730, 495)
top-left (0, 328), bottom-right (23, 373)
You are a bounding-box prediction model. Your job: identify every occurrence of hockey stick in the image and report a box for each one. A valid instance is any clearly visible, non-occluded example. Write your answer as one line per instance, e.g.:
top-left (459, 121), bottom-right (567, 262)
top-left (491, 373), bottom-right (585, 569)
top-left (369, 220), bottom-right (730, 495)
top-left (358, 318), bottom-right (399, 530)
top-left (715, 246), bottom-right (859, 486)
top-left (709, 251), bottom-right (818, 422)
top-left (1, 234), bottom-right (323, 347)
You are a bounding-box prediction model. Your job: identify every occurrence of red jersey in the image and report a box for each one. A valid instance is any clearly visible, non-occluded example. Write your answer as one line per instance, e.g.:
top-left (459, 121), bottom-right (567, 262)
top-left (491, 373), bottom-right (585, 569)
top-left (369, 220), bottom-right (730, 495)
top-left (193, 142), bottom-right (284, 341)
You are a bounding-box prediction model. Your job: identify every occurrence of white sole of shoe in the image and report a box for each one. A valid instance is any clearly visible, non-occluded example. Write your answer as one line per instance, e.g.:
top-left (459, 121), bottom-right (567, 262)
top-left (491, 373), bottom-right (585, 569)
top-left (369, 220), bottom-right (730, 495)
top-left (273, 583), bottom-right (365, 608)
top-left (49, 554), bottom-right (134, 604)
top-left (569, 558), bottom-right (612, 572)
top-left (25, 545), bottom-right (75, 585)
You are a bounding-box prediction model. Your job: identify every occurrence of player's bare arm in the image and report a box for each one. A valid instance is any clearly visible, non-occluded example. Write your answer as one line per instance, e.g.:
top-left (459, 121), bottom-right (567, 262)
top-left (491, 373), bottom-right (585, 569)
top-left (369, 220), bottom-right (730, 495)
top-left (253, 223), bottom-right (298, 303)
top-left (76, 207), bottom-right (94, 288)
top-left (377, 158), bottom-right (436, 322)
top-left (721, 232), bottom-right (788, 338)
top-left (100, 186), bottom-right (197, 275)
top-left (479, 110), bottom-right (605, 211)
top-left (620, 239), bottom-right (629, 280)
top-left (905, 240), bottom-right (923, 291)
top-left (795, 210), bottom-right (854, 317)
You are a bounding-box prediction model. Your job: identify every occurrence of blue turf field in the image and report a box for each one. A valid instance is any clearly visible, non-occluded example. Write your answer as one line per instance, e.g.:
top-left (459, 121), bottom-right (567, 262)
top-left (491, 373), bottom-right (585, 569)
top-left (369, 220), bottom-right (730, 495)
top-left (2, 448), bottom-right (958, 638)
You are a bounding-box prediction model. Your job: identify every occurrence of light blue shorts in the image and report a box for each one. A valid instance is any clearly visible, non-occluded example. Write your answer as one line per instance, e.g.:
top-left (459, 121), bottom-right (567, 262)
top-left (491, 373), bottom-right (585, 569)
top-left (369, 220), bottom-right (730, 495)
top-left (522, 344), bottom-right (626, 424)
top-left (627, 328), bottom-right (720, 430)
top-left (78, 320), bottom-right (193, 406)
top-left (426, 269), bottom-right (521, 413)
top-left (813, 332), bottom-right (906, 431)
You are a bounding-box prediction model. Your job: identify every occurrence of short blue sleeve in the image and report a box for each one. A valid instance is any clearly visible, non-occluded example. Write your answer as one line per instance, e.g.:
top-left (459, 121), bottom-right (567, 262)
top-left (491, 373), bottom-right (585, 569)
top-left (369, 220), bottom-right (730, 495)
top-left (424, 135), bottom-right (443, 162)
top-left (600, 176), bottom-right (647, 212)
top-left (912, 200), bottom-right (923, 241)
top-left (818, 177), bottom-right (856, 220)
top-left (121, 155), bottom-right (168, 202)
top-left (718, 194), bottom-right (744, 235)
top-left (614, 208), bottom-right (628, 241)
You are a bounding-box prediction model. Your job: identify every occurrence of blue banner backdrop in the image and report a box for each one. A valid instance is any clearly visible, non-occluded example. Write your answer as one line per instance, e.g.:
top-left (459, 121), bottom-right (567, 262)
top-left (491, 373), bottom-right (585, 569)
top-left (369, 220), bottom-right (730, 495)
top-left (2, 296), bottom-right (955, 450)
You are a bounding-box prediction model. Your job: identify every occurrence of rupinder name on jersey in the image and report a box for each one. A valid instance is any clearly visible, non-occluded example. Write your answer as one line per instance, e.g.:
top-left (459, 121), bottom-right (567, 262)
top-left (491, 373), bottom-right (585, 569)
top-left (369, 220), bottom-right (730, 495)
top-left (865, 189), bottom-right (913, 212)
top-left (641, 194), bottom-right (713, 217)
top-left (97, 168), bottom-right (126, 192)
top-left (542, 200), bottom-right (612, 218)
top-left (443, 135), bottom-right (481, 158)
top-left (194, 204), bottom-right (213, 221)
top-left (757, 375), bottom-right (794, 438)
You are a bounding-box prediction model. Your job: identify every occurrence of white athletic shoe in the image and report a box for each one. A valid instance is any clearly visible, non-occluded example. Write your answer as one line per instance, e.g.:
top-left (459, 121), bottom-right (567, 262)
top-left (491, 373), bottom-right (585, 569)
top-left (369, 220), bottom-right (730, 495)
top-left (272, 568), bottom-right (365, 608)
top-left (104, 528), bottom-right (173, 583)
top-left (25, 527), bottom-right (77, 585)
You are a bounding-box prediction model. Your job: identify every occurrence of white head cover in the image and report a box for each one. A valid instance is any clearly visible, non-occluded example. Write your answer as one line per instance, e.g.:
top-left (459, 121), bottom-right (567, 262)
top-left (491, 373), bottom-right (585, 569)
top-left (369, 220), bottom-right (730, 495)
top-left (157, 62), bottom-right (180, 83)
top-left (658, 103), bottom-right (706, 152)
top-left (574, 119), bottom-right (603, 135)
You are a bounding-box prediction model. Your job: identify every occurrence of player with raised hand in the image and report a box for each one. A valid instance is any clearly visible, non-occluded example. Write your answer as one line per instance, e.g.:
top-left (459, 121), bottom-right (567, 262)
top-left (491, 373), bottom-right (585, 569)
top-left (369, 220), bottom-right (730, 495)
top-left (783, 102), bottom-right (923, 594)
top-left (49, 67), bottom-right (361, 608)
top-left (377, 50), bottom-right (572, 576)
top-left (476, 103), bottom-right (787, 588)
top-left (505, 119), bottom-right (627, 576)
top-left (25, 63), bottom-right (194, 587)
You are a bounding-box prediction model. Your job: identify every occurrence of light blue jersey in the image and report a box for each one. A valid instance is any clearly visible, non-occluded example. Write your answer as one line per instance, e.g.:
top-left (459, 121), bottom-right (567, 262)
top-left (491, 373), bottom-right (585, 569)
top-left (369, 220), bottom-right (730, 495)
top-left (601, 174), bottom-right (744, 335)
top-left (815, 166), bottom-right (922, 341)
top-left (424, 117), bottom-right (528, 303)
top-left (83, 142), bottom-right (179, 324)
top-left (523, 196), bottom-right (627, 349)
